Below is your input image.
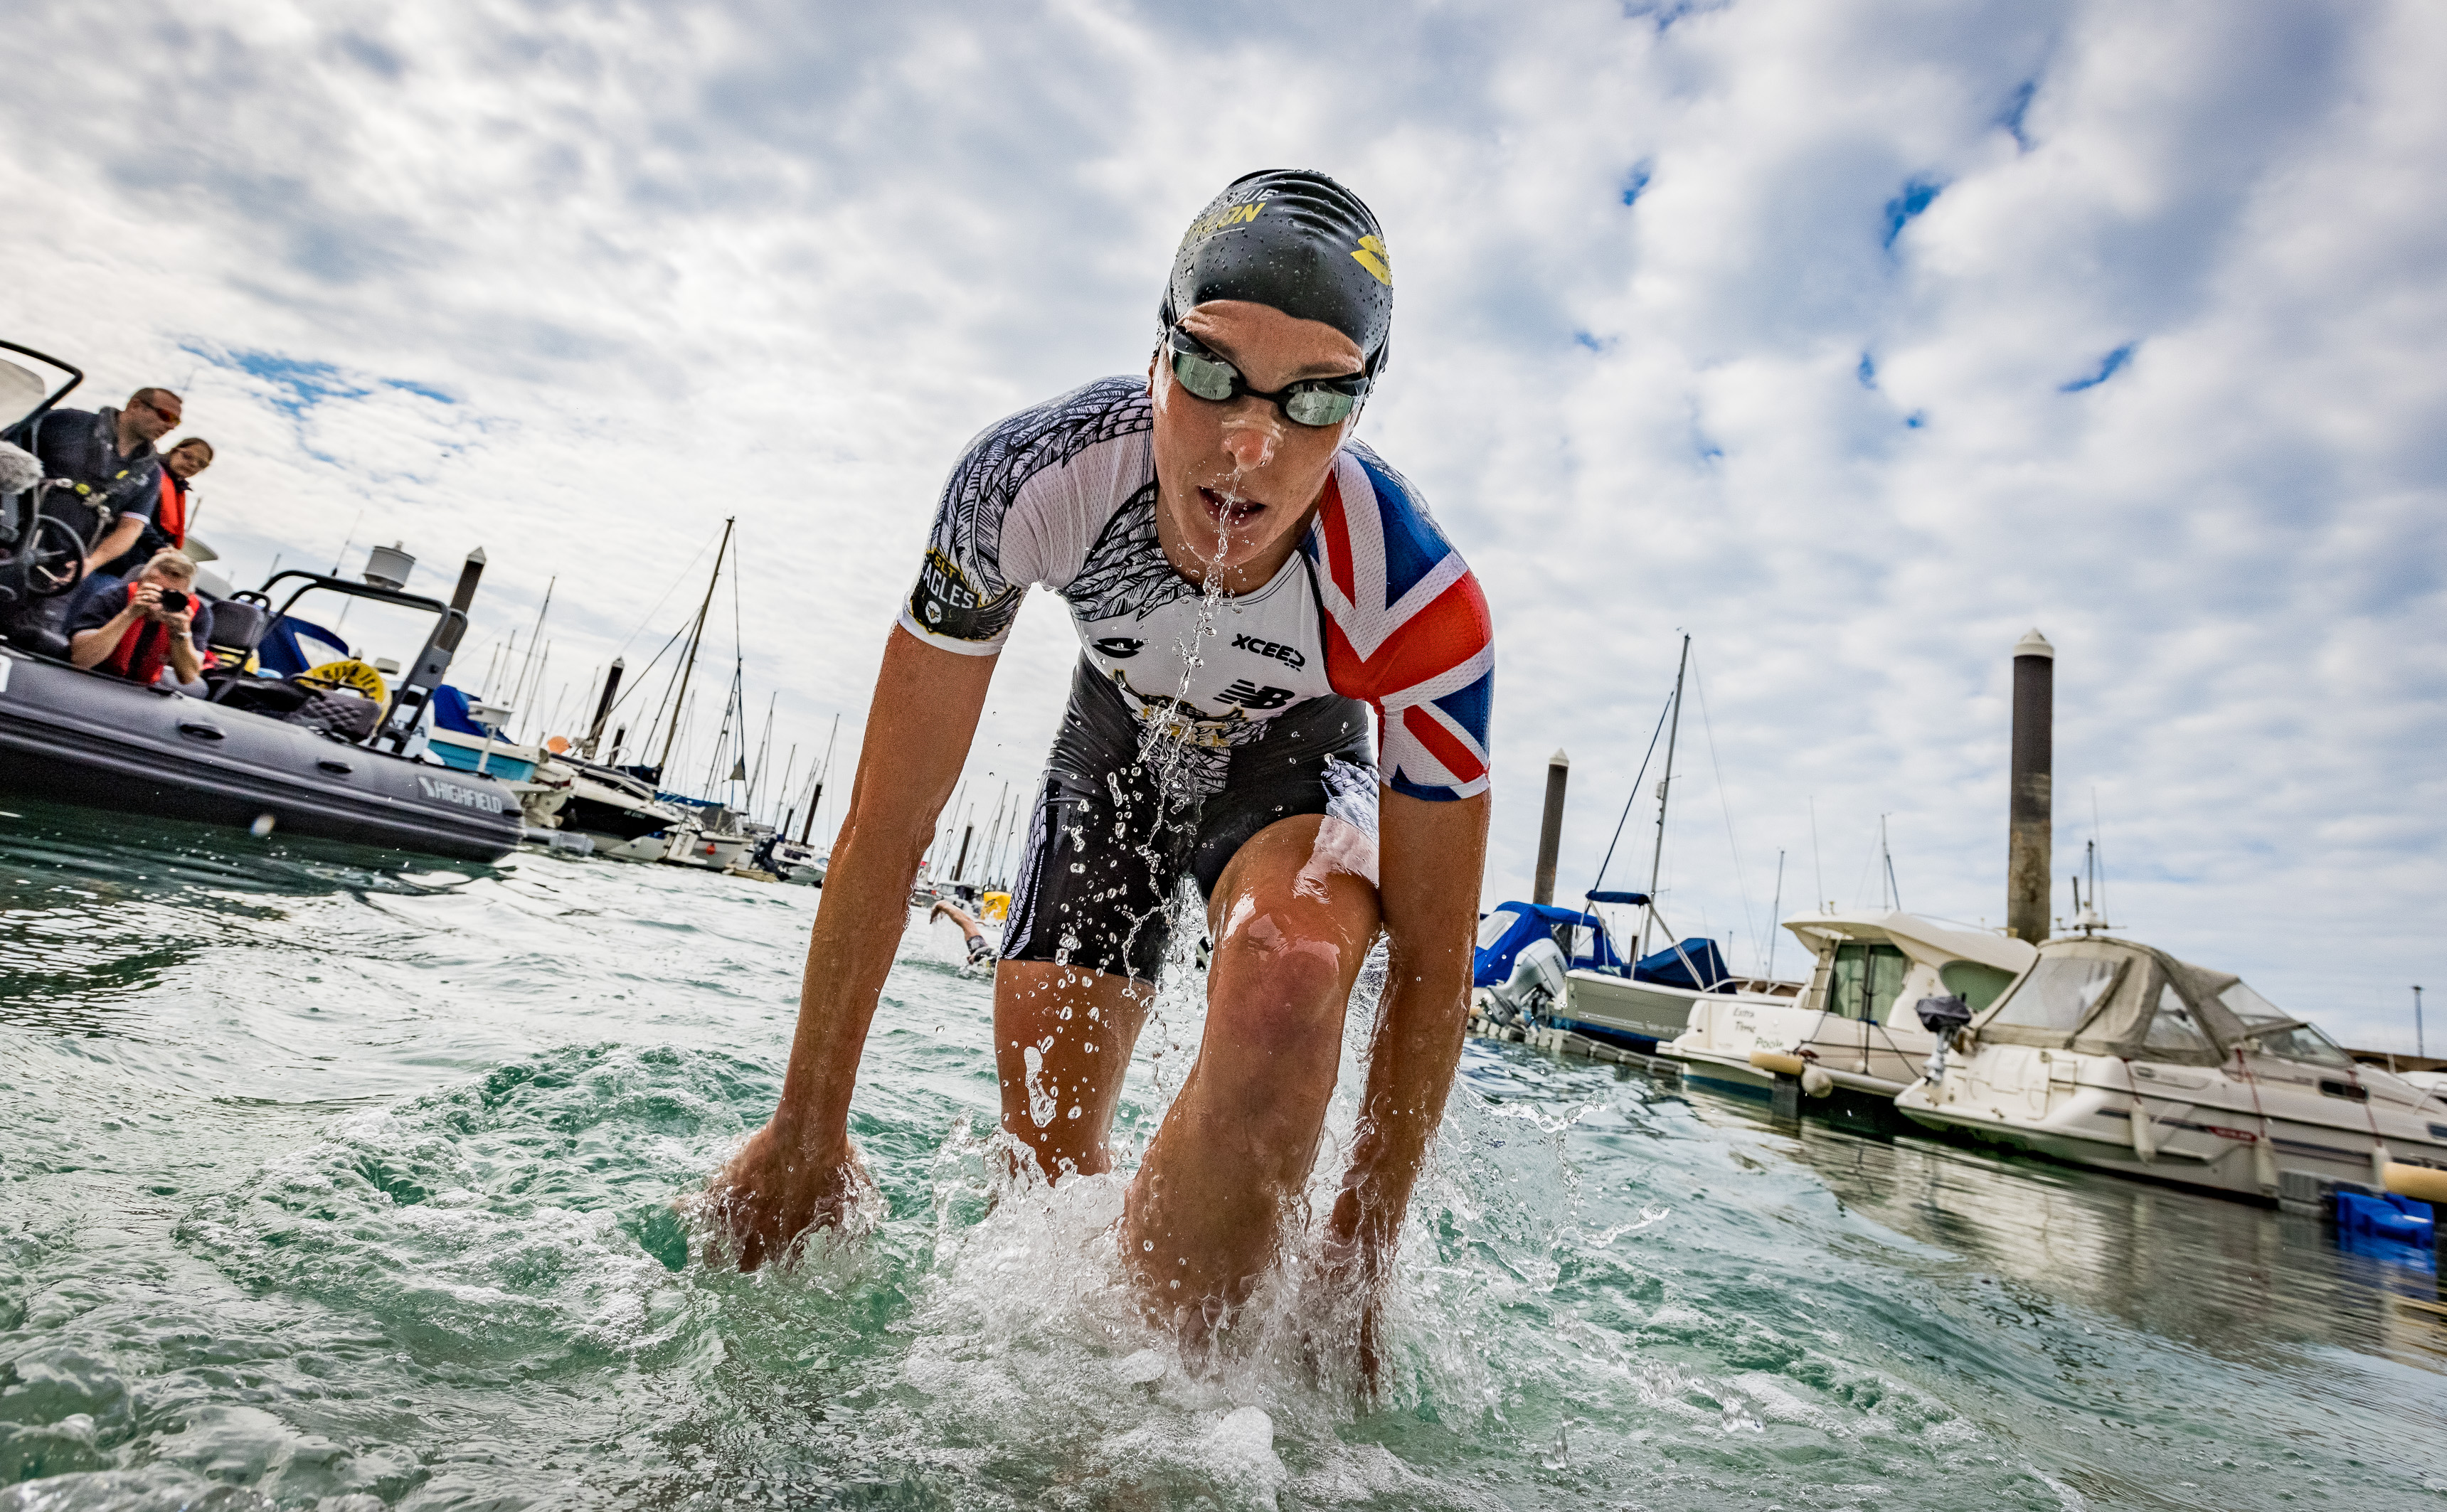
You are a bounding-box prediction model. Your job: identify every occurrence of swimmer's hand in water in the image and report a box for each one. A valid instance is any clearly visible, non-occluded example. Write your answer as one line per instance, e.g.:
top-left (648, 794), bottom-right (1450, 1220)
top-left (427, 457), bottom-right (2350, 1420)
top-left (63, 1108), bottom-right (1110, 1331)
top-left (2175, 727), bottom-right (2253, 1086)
top-left (1319, 1196), bottom-right (1389, 1395)
top-left (701, 1123), bottom-right (875, 1272)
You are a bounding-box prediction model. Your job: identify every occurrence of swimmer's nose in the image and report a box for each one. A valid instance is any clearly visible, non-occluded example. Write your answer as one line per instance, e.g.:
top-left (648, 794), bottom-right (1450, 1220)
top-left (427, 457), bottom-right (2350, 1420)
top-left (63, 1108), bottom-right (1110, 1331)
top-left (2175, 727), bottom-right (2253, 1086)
top-left (1220, 411), bottom-right (1280, 474)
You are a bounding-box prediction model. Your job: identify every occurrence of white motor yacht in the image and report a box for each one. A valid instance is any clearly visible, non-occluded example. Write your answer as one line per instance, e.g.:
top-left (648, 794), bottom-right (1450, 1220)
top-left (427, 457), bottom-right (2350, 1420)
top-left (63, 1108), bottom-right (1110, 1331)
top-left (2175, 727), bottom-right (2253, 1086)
top-left (1662, 910), bottom-right (2034, 1100)
top-left (1896, 935), bottom-right (2447, 1200)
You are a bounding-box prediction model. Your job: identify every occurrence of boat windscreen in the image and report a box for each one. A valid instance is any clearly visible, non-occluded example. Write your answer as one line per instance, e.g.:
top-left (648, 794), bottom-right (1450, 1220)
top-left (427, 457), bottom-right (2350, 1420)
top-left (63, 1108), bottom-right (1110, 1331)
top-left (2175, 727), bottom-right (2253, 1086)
top-left (2224, 984), bottom-right (2355, 1068)
top-left (1477, 909), bottom-right (1524, 949)
top-left (2142, 984), bottom-right (2215, 1055)
top-left (1990, 956), bottom-right (2120, 1033)
top-left (1940, 959), bottom-right (2017, 1014)
top-left (0, 358), bottom-right (46, 430)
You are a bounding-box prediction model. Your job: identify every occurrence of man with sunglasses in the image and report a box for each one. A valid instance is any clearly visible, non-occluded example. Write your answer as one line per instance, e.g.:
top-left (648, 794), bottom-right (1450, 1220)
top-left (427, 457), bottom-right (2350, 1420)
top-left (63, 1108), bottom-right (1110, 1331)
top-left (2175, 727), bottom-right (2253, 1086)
top-left (712, 171), bottom-right (1492, 1370)
top-left (16, 386), bottom-right (183, 576)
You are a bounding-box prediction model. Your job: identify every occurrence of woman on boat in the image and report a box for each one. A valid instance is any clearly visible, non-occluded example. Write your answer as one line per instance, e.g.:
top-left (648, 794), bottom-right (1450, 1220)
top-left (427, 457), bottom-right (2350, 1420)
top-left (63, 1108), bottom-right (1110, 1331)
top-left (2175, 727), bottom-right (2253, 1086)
top-left (707, 171), bottom-right (1495, 1363)
top-left (99, 435), bottom-right (212, 577)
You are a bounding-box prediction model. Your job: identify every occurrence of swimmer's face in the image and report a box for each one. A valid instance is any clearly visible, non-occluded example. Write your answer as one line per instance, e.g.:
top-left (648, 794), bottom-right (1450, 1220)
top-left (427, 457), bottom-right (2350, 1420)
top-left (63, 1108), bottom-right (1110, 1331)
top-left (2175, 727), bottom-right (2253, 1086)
top-left (1147, 299), bottom-right (1364, 586)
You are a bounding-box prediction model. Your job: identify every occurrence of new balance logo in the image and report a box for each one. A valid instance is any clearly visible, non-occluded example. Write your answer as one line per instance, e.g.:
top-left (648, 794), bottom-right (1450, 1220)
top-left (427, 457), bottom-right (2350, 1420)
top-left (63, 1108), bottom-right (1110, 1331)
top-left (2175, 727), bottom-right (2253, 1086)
top-left (1219, 681), bottom-right (1295, 711)
top-left (1230, 633), bottom-right (1305, 670)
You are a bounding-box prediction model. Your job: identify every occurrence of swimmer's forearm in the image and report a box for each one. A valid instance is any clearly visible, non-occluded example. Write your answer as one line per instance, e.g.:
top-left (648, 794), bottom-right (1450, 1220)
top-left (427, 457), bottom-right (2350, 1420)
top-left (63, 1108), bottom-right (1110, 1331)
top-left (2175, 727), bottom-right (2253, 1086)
top-left (1333, 968), bottom-right (1470, 1252)
top-left (1332, 789), bottom-right (1490, 1257)
top-left (767, 627), bottom-right (997, 1151)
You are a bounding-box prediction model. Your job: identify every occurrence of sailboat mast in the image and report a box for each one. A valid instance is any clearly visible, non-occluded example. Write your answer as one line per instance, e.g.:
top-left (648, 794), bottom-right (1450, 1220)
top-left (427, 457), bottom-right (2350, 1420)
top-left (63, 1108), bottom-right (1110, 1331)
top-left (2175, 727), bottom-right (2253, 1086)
top-left (1640, 633), bottom-right (1691, 959)
top-left (657, 517), bottom-right (735, 776)
top-left (799, 713), bottom-right (840, 844)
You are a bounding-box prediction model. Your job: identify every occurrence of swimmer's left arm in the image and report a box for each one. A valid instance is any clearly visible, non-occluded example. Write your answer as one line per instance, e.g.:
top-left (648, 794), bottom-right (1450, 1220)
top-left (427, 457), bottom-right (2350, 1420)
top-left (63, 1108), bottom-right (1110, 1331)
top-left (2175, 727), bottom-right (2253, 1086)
top-left (1326, 787), bottom-right (1490, 1287)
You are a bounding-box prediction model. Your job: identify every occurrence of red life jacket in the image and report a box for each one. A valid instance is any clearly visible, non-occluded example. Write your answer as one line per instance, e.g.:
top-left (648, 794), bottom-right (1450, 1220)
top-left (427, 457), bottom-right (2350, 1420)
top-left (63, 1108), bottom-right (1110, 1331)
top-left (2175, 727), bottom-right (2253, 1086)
top-left (104, 584), bottom-right (176, 686)
top-left (156, 472), bottom-right (188, 548)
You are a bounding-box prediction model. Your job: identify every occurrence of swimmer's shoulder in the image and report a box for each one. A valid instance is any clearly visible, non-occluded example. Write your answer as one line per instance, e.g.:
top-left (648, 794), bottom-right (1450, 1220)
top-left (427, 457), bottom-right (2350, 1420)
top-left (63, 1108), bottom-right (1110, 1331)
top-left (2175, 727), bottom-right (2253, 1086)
top-left (952, 376), bottom-right (1152, 480)
top-left (1306, 439), bottom-right (1493, 713)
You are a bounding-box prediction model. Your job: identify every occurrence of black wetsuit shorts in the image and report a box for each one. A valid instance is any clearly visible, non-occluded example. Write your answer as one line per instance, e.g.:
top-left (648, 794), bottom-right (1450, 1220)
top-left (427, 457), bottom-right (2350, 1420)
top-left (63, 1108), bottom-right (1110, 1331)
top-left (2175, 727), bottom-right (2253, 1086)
top-left (1001, 659), bottom-right (1376, 982)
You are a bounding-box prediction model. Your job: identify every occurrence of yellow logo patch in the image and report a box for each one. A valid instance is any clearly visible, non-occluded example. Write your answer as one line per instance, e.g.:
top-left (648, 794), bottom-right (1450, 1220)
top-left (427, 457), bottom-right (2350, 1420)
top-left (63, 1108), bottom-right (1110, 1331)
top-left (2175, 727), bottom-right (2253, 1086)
top-left (1351, 235), bottom-right (1391, 287)
top-left (1185, 200), bottom-right (1268, 241)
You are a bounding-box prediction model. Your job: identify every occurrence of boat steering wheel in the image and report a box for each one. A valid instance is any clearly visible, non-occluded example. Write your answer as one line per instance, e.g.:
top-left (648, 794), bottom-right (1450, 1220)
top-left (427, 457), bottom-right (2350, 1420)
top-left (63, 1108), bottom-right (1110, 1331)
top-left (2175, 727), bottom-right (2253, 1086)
top-left (14, 515), bottom-right (85, 600)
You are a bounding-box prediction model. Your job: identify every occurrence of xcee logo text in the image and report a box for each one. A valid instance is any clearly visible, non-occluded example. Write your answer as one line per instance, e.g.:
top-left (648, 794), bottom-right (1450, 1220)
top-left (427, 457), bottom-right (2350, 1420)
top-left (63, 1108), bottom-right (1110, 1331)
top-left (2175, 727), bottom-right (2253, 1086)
top-left (1230, 634), bottom-right (1305, 671)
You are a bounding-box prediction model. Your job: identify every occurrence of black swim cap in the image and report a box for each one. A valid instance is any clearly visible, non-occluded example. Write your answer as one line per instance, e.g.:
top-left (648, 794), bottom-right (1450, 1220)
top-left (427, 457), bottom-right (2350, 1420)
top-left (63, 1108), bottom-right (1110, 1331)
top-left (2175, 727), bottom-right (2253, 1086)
top-left (1159, 169), bottom-right (1393, 376)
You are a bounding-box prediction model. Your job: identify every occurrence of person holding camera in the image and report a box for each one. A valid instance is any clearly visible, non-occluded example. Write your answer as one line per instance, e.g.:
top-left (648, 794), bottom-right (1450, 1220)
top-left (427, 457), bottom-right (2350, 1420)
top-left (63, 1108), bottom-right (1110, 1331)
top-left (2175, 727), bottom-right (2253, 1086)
top-left (68, 548), bottom-right (214, 692)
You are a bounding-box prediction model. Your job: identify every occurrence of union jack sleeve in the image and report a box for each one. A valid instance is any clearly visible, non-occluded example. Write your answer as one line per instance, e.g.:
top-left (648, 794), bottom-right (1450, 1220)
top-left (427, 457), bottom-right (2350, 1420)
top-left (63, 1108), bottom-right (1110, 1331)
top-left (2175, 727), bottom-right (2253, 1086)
top-left (1304, 447), bottom-right (1495, 802)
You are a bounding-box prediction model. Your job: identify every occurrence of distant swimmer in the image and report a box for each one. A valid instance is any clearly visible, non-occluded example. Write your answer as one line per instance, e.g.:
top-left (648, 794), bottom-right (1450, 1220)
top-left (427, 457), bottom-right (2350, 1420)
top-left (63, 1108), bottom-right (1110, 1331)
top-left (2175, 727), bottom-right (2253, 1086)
top-left (930, 899), bottom-right (996, 967)
top-left (707, 170), bottom-right (1494, 1371)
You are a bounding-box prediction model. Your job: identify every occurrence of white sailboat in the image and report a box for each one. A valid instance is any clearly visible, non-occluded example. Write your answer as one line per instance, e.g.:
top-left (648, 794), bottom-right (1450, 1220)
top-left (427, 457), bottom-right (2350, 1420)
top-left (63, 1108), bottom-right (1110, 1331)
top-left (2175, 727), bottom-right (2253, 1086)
top-left (1552, 634), bottom-right (1807, 1046)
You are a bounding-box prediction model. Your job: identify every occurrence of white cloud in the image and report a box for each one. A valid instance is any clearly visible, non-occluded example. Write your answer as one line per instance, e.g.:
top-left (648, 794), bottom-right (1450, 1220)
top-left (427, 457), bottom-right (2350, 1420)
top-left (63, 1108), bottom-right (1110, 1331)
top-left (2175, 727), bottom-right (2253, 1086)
top-left (4, 0), bottom-right (2441, 1049)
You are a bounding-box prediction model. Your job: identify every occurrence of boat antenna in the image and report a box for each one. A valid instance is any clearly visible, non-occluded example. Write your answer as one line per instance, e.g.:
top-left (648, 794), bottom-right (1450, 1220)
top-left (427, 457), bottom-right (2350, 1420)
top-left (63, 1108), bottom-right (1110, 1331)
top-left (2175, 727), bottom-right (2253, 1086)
top-left (1881, 815), bottom-right (1902, 912)
top-left (1810, 796), bottom-right (1825, 912)
top-left (1766, 849), bottom-right (1785, 979)
top-left (2069, 838), bottom-right (2111, 936)
top-left (1639, 633), bottom-right (1691, 959)
top-left (657, 516), bottom-right (735, 777)
top-left (2415, 986), bottom-right (2426, 1059)
top-left (2090, 785), bottom-right (2107, 923)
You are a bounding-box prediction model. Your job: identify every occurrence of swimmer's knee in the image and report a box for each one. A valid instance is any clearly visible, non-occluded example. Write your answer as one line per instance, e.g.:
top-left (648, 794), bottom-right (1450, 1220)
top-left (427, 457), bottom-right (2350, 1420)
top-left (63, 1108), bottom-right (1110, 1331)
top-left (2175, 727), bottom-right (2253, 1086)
top-left (1206, 935), bottom-right (1352, 1057)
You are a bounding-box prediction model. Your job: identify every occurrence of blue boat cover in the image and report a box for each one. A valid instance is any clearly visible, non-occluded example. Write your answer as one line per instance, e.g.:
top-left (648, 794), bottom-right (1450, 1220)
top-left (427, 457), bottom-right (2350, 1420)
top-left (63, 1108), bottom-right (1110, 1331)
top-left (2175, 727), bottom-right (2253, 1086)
top-left (1472, 901), bottom-right (1625, 987)
top-left (1585, 890), bottom-right (1651, 905)
top-left (430, 685), bottom-right (487, 737)
top-left (1634, 937), bottom-right (1734, 993)
top-left (256, 614), bottom-right (352, 678)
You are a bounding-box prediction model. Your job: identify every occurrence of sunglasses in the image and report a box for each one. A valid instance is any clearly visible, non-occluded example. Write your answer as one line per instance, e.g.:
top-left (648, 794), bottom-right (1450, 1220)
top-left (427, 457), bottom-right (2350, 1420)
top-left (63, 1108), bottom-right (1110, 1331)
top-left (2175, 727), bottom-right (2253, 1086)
top-left (1165, 327), bottom-right (1366, 429)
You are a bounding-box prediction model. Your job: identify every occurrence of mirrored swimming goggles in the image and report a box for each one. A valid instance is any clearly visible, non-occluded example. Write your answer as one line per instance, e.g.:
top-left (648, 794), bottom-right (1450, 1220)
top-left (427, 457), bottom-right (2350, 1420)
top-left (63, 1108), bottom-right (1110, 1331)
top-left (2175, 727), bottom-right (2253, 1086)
top-left (1165, 326), bottom-right (1367, 428)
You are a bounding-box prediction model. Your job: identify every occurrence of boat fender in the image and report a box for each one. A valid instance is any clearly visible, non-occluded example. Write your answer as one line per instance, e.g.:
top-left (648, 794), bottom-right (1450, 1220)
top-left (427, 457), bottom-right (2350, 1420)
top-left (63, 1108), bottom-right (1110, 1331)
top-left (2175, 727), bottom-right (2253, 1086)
top-left (2384, 1162), bottom-right (2447, 1206)
top-left (1750, 1050), bottom-right (1808, 1079)
top-left (1799, 1065), bottom-right (1835, 1099)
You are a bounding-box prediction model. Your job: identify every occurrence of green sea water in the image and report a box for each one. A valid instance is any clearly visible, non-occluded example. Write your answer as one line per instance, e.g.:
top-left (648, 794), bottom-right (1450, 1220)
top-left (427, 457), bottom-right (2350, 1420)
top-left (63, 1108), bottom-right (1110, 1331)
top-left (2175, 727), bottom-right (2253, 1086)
top-left (1, 795), bottom-right (2443, 1510)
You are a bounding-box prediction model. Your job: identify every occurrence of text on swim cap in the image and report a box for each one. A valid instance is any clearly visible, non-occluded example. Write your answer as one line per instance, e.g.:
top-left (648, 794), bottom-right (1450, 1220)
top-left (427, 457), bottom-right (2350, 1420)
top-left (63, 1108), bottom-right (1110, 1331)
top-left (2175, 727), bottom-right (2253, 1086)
top-left (1184, 200), bottom-right (1268, 240)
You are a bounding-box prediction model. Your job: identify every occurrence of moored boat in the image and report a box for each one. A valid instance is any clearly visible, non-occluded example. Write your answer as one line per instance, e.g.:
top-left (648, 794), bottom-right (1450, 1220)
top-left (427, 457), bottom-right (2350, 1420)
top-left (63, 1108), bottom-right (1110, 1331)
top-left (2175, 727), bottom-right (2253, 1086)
top-left (1662, 910), bottom-right (2032, 1100)
top-left (1896, 935), bottom-right (2447, 1203)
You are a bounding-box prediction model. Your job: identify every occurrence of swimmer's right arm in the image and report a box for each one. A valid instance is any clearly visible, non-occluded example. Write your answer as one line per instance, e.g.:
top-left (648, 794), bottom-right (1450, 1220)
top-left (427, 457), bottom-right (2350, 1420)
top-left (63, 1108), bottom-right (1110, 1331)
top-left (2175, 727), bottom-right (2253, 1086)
top-left (706, 624), bottom-right (997, 1269)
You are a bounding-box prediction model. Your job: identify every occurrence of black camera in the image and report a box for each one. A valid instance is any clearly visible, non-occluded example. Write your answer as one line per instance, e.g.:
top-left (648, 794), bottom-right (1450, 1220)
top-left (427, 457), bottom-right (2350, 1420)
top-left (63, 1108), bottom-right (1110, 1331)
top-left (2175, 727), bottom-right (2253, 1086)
top-left (155, 590), bottom-right (191, 615)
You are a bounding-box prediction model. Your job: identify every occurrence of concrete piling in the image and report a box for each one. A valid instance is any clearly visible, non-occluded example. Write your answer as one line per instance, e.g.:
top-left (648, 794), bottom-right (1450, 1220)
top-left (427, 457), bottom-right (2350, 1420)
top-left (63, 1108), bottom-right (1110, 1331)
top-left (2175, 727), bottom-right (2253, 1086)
top-left (2008, 629), bottom-right (2054, 944)
top-left (1534, 749), bottom-right (1569, 906)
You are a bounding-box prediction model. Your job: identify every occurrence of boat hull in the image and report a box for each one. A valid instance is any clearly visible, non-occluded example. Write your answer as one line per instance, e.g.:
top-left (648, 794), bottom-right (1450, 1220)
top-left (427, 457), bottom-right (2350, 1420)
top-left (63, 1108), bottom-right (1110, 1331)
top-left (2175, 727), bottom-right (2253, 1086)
top-left (1561, 970), bottom-right (1712, 1045)
top-left (1898, 1047), bottom-right (2447, 1200)
top-left (0, 649), bottom-right (519, 862)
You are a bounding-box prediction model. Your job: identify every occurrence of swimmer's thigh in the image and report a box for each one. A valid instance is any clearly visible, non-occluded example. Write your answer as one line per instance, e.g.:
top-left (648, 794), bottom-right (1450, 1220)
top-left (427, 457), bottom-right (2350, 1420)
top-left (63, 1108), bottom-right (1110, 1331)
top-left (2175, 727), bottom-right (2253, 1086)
top-left (1190, 814), bottom-right (1382, 1124)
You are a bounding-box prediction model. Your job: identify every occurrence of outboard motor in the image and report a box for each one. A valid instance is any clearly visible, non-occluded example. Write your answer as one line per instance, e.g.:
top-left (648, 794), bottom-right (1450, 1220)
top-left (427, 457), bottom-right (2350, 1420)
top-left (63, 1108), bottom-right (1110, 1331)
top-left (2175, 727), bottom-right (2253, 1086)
top-left (1487, 937), bottom-right (1568, 1027)
top-left (1913, 992), bottom-right (1973, 1082)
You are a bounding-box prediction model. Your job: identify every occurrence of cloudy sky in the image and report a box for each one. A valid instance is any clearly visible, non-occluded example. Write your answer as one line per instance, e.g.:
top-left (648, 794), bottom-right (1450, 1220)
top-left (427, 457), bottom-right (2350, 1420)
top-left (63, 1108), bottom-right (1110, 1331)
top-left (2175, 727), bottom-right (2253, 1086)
top-left (6, 0), bottom-right (2441, 1049)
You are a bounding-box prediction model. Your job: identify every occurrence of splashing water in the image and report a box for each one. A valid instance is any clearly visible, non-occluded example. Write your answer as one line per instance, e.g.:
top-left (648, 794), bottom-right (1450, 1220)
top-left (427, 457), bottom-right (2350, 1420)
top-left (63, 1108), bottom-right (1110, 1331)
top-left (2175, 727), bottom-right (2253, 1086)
top-left (2, 800), bottom-right (2443, 1508)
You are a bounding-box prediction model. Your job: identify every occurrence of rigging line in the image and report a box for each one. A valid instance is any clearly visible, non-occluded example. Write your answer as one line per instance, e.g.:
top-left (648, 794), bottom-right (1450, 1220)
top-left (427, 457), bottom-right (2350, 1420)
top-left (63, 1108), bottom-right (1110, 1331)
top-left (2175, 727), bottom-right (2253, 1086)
top-left (1688, 651), bottom-right (1758, 969)
top-left (610, 527), bottom-right (721, 662)
top-left (1589, 688), bottom-right (1677, 898)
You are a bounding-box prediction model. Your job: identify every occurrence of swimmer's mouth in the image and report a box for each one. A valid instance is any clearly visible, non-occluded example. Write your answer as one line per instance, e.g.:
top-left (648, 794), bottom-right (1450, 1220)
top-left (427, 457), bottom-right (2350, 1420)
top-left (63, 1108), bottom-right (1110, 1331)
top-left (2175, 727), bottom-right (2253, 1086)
top-left (1198, 487), bottom-right (1265, 526)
